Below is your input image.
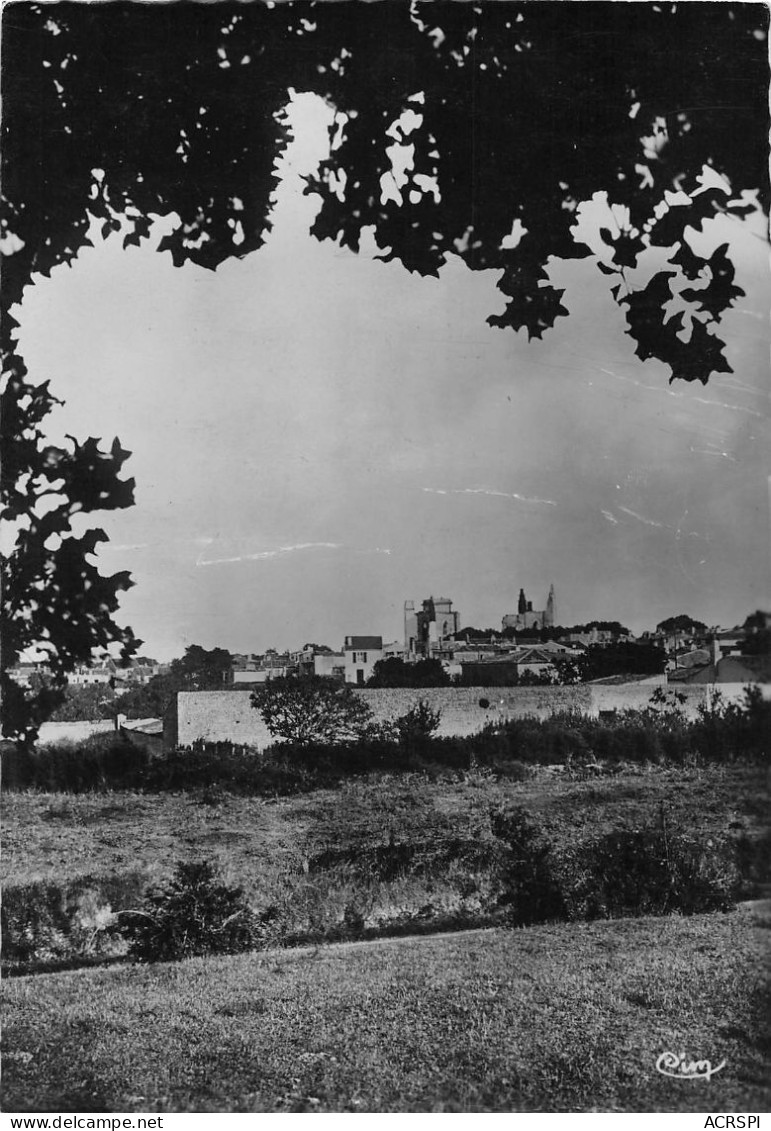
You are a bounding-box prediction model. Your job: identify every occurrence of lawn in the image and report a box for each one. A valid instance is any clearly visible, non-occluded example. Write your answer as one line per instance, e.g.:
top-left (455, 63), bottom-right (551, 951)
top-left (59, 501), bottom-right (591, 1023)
top-left (3, 904), bottom-right (769, 1113)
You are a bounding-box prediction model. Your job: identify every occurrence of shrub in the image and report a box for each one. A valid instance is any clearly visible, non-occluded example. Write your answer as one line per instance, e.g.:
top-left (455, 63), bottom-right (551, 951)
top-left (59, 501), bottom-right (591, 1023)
top-left (561, 825), bottom-right (738, 919)
top-left (2, 872), bottom-right (147, 972)
top-left (118, 860), bottom-right (259, 963)
top-left (490, 808), bottom-right (566, 925)
top-left (490, 806), bottom-right (738, 927)
top-left (692, 685), bottom-right (770, 763)
top-left (395, 699), bottom-right (442, 756)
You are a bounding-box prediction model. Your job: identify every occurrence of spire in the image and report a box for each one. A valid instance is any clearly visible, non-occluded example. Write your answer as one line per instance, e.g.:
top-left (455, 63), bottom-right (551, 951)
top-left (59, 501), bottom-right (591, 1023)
top-left (545, 583), bottom-right (555, 628)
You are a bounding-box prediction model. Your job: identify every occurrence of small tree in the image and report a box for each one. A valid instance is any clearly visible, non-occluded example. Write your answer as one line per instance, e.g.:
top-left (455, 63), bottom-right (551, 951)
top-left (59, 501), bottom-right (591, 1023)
top-left (395, 699), bottom-right (442, 755)
top-left (118, 860), bottom-right (257, 963)
top-left (251, 675), bottom-right (373, 746)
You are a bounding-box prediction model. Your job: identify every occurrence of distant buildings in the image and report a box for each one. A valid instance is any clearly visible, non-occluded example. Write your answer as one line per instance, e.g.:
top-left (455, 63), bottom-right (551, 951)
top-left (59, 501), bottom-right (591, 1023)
top-left (295, 645), bottom-right (346, 681)
top-left (7, 654), bottom-right (162, 690)
top-left (502, 584), bottom-right (555, 632)
top-left (457, 644), bottom-right (565, 685)
top-left (229, 640), bottom-right (398, 685)
top-left (404, 596), bottom-right (460, 659)
top-left (230, 650), bottom-right (292, 684)
top-left (172, 589), bottom-right (771, 693)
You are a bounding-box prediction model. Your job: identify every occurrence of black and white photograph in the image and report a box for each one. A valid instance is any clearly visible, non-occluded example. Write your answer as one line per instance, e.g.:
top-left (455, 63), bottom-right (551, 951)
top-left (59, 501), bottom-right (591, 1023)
top-left (2, 0), bottom-right (770, 1117)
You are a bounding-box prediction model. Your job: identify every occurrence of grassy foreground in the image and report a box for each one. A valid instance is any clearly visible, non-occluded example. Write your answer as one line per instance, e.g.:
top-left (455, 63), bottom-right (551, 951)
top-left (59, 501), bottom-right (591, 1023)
top-left (5, 763), bottom-right (767, 895)
top-left (4, 764), bottom-right (768, 971)
top-left (3, 904), bottom-right (770, 1113)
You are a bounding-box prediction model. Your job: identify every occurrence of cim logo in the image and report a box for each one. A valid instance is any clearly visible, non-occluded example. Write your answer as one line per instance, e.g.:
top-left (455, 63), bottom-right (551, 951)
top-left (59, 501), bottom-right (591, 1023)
top-left (656, 1050), bottom-right (725, 1081)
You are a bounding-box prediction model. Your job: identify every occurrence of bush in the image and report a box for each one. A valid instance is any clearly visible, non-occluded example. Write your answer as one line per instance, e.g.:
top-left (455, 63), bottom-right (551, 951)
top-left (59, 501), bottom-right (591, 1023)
top-left (1, 872), bottom-right (148, 973)
top-left (692, 685), bottom-right (770, 763)
top-left (561, 826), bottom-right (738, 919)
top-left (395, 699), bottom-right (442, 756)
top-left (490, 807), bottom-right (738, 926)
top-left (490, 808), bottom-right (566, 925)
top-left (118, 860), bottom-right (259, 963)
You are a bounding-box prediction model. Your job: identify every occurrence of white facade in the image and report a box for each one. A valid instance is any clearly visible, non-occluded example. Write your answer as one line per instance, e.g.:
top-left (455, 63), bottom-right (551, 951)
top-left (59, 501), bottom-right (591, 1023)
top-left (343, 636), bottom-right (384, 685)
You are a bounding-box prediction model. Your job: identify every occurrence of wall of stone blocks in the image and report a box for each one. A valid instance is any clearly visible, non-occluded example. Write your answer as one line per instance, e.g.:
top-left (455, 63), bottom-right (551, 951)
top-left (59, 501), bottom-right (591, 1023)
top-left (356, 685), bottom-right (593, 736)
top-left (171, 682), bottom-right (770, 751)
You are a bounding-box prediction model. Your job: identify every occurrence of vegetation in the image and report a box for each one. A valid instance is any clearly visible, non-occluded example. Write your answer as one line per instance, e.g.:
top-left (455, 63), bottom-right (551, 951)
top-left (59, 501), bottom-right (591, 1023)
top-left (657, 614), bottom-right (709, 635)
top-left (394, 699), bottom-right (443, 756)
top-left (456, 665), bottom-right (558, 688)
top-left (3, 908), bottom-right (769, 1112)
top-left (4, 686), bottom-right (769, 797)
top-left (741, 629), bottom-right (771, 657)
top-left (118, 861), bottom-right (259, 964)
top-left (4, 757), bottom-right (768, 975)
top-left (551, 642), bottom-right (667, 683)
top-left (492, 808), bottom-right (737, 925)
top-left (367, 658), bottom-right (451, 688)
top-left (48, 684), bottom-right (118, 723)
top-left (5, 5), bottom-right (765, 377)
top-left (113, 645), bottom-right (232, 719)
top-left (561, 621), bottom-right (631, 637)
top-left (251, 675), bottom-right (375, 746)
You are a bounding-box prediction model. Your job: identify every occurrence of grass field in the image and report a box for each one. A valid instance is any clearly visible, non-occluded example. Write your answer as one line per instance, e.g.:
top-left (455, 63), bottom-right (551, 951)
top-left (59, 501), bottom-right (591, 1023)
top-left (3, 903), bottom-right (769, 1113)
top-left (4, 763), bottom-right (767, 970)
top-left (5, 763), bottom-right (767, 895)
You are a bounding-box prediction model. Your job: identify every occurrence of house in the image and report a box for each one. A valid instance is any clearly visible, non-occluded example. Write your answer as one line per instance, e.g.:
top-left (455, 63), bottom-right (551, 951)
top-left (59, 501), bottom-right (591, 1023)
top-left (459, 646), bottom-right (560, 685)
top-left (343, 635), bottom-right (384, 685)
top-left (671, 654), bottom-right (771, 685)
top-left (294, 644), bottom-right (346, 681)
top-left (7, 663), bottom-right (46, 688)
top-left (68, 656), bottom-right (118, 686)
top-left (229, 650), bottom-right (292, 685)
top-left (709, 630), bottom-right (746, 665)
top-left (668, 648), bottom-right (711, 673)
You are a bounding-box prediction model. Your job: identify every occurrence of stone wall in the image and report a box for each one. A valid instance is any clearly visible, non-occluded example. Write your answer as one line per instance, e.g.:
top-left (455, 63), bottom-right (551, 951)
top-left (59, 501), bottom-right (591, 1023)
top-left (37, 720), bottom-right (116, 746)
top-left (591, 681), bottom-right (769, 719)
top-left (356, 685), bottom-right (592, 736)
top-left (169, 691), bottom-right (274, 750)
top-left (169, 682), bottom-right (770, 751)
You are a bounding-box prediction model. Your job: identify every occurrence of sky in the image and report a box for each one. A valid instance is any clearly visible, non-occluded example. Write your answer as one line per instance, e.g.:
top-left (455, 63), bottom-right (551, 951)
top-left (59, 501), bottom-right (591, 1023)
top-left (14, 93), bottom-right (771, 661)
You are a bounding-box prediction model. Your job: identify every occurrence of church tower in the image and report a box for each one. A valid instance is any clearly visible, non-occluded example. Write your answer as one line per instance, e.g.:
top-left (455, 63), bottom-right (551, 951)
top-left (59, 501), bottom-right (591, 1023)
top-left (545, 583), bottom-right (556, 628)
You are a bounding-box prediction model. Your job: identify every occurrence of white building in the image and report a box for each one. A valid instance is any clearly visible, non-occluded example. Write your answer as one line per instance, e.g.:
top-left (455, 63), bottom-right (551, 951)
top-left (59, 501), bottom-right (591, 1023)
top-left (343, 635), bottom-right (384, 685)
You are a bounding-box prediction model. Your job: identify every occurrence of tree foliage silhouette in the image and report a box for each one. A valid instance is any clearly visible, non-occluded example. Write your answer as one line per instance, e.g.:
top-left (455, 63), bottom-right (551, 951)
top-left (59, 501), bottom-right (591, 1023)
top-left (2, 2), bottom-right (768, 742)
